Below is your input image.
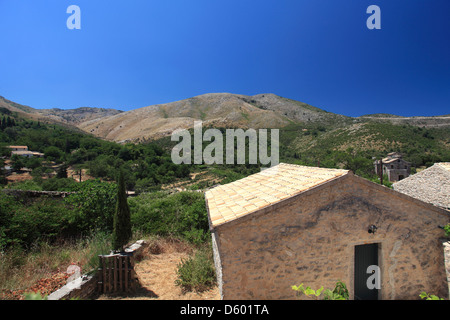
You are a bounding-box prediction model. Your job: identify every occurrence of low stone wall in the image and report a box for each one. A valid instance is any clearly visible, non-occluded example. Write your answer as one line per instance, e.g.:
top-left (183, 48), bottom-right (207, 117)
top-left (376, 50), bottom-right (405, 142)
top-left (2, 189), bottom-right (74, 198)
top-left (47, 274), bottom-right (98, 300)
top-left (48, 240), bottom-right (148, 300)
top-left (124, 240), bottom-right (148, 260)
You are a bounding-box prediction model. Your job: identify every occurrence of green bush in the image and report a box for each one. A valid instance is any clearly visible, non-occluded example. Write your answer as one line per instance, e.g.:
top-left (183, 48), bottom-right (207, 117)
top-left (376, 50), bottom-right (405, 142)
top-left (443, 224), bottom-right (450, 237)
top-left (0, 193), bottom-right (19, 249)
top-left (292, 281), bottom-right (349, 300)
top-left (129, 191), bottom-right (208, 242)
top-left (0, 194), bottom-right (73, 249)
top-left (64, 179), bottom-right (118, 234)
top-left (6, 180), bottom-right (43, 191)
top-left (324, 281), bottom-right (349, 300)
top-left (44, 146), bottom-right (64, 162)
top-left (420, 292), bottom-right (445, 300)
top-left (41, 177), bottom-right (77, 191)
top-left (82, 231), bottom-right (113, 273)
top-left (175, 245), bottom-right (216, 292)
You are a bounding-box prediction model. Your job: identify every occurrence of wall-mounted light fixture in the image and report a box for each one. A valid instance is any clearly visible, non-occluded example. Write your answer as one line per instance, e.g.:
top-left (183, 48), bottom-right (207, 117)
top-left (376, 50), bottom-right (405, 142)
top-left (368, 225), bottom-right (378, 234)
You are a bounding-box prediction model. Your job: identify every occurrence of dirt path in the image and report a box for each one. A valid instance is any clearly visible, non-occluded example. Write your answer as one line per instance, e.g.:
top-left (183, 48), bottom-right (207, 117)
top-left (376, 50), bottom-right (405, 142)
top-left (97, 241), bottom-right (220, 300)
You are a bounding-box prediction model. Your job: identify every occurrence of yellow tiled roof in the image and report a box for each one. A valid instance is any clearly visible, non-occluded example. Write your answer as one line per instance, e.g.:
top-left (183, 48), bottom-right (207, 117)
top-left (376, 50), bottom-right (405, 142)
top-left (205, 163), bottom-right (349, 228)
top-left (437, 163), bottom-right (450, 172)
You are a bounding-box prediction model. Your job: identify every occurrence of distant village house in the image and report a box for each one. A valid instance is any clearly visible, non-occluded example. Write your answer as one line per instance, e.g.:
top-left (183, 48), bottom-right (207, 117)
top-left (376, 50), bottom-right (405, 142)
top-left (8, 146), bottom-right (44, 158)
top-left (374, 152), bottom-right (411, 182)
top-left (8, 146), bottom-right (28, 152)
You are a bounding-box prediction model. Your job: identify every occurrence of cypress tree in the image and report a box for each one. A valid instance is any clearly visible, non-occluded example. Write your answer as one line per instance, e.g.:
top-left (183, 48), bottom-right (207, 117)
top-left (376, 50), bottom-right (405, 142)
top-left (56, 163), bottom-right (68, 178)
top-left (112, 171), bottom-right (132, 252)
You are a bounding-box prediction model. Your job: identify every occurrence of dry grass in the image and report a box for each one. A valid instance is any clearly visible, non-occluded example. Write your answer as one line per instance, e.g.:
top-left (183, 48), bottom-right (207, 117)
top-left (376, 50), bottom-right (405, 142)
top-left (6, 172), bottom-right (33, 183)
top-left (0, 234), bottom-right (111, 299)
top-left (97, 237), bottom-right (220, 300)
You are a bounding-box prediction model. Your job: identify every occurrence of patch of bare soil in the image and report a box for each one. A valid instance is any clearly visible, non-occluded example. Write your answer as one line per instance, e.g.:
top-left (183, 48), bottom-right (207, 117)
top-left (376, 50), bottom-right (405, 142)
top-left (66, 167), bottom-right (95, 182)
top-left (97, 239), bottom-right (220, 300)
top-left (6, 172), bottom-right (33, 183)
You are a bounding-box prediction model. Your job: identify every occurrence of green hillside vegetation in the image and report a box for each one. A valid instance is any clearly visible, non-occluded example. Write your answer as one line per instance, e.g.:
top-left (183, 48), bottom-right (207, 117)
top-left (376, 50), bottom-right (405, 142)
top-left (0, 109), bottom-right (191, 191)
top-left (4, 109), bottom-right (446, 193)
top-left (1, 109), bottom-right (449, 249)
top-left (279, 120), bottom-right (450, 177)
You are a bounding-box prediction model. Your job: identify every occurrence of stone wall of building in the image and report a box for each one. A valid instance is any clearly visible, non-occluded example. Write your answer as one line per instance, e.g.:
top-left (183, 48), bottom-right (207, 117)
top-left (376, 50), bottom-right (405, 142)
top-left (374, 155), bottom-right (411, 182)
top-left (213, 174), bottom-right (449, 300)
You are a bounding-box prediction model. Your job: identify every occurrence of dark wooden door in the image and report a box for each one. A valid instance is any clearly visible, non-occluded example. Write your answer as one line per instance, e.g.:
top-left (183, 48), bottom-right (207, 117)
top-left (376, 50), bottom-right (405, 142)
top-left (354, 243), bottom-right (379, 300)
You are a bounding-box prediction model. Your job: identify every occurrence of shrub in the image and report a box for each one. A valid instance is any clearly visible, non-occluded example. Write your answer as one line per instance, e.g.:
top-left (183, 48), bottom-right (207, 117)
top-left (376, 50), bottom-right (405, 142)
top-left (44, 146), bottom-right (63, 162)
top-left (41, 177), bottom-right (77, 191)
top-left (183, 229), bottom-right (208, 246)
top-left (81, 231), bottom-right (113, 273)
top-left (129, 191), bottom-right (208, 242)
top-left (7, 180), bottom-right (43, 191)
top-left (175, 245), bottom-right (216, 292)
top-left (324, 281), bottom-right (349, 300)
top-left (64, 179), bottom-right (118, 234)
top-left (420, 292), bottom-right (445, 300)
top-left (292, 283), bottom-right (323, 299)
top-left (443, 224), bottom-right (450, 237)
top-left (0, 195), bottom-right (71, 249)
top-left (292, 281), bottom-right (349, 300)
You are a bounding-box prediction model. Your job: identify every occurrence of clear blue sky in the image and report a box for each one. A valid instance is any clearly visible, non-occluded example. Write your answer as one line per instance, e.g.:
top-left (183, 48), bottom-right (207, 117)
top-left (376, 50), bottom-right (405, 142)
top-left (0, 0), bottom-right (449, 117)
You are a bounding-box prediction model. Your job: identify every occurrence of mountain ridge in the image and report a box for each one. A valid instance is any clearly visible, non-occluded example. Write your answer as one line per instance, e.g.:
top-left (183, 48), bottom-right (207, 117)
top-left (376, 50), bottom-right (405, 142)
top-left (1, 93), bottom-right (449, 143)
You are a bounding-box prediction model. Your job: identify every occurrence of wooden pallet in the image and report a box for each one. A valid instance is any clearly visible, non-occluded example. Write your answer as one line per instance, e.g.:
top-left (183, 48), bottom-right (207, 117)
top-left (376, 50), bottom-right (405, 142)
top-left (97, 253), bottom-right (137, 294)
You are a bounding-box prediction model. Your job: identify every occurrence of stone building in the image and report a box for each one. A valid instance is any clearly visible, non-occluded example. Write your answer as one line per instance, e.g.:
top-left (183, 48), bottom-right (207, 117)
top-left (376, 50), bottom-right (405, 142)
top-left (374, 152), bottom-right (411, 182)
top-left (10, 150), bottom-right (44, 158)
top-left (8, 145), bottom-right (44, 158)
top-left (205, 163), bottom-right (450, 300)
top-left (8, 146), bottom-right (28, 152)
top-left (393, 163), bottom-right (450, 211)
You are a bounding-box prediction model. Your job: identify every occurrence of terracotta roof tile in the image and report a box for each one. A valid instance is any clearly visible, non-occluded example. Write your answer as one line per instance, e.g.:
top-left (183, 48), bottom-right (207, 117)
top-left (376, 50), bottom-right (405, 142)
top-left (206, 163), bottom-right (349, 228)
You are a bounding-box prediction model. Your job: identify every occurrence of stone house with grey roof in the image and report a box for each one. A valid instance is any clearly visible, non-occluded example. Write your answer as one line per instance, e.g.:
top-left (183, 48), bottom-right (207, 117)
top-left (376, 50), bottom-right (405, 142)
top-left (393, 163), bottom-right (450, 211)
top-left (205, 163), bottom-right (450, 300)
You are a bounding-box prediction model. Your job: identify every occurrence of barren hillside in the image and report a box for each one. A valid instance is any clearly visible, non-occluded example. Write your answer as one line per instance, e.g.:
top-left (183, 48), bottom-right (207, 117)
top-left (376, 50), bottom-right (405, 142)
top-left (37, 107), bottom-right (123, 126)
top-left (1, 93), bottom-right (449, 143)
top-left (0, 96), bottom-right (119, 131)
top-left (76, 93), bottom-right (350, 142)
